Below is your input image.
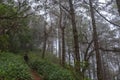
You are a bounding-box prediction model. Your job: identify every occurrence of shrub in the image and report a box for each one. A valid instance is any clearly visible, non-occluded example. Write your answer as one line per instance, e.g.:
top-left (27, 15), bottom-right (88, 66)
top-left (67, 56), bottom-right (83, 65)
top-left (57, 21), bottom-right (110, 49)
top-left (0, 52), bottom-right (32, 80)
top-left (48, 69), bottom-right (75, 80)
top-left (29, 54), bottom-right (75, 80)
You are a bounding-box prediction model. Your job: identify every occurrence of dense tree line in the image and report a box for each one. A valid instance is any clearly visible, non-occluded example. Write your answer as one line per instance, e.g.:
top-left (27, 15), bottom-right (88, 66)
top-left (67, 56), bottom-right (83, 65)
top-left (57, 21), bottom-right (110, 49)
top-left (0, 0), bottom-right (120, 80)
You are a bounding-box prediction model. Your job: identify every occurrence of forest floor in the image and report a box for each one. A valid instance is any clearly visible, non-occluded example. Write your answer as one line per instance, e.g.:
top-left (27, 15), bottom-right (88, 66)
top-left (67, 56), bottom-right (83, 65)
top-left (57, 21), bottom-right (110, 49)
top-left (31, 69), bottom-right (42, 80)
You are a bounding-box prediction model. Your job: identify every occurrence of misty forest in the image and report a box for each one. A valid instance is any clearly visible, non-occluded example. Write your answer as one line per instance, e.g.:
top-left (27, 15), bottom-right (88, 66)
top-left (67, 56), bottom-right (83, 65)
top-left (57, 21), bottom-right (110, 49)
top-left (0, 0), bottom-right (120, 80)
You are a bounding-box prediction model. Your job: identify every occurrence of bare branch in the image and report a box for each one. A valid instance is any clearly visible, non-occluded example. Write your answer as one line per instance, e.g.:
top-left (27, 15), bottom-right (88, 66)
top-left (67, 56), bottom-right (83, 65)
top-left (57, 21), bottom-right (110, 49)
top-left (99, 47), bottom-right (120, 52)
top-left (83, 0), bottom-right (120, 27)
top-left (94, 8), bottom-right (120, 27)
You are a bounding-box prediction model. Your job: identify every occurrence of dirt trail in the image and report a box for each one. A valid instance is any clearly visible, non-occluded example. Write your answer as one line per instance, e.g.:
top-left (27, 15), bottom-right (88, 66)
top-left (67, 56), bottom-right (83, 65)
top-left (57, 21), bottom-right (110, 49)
top-left (31, 70), bottom-right (42, 80)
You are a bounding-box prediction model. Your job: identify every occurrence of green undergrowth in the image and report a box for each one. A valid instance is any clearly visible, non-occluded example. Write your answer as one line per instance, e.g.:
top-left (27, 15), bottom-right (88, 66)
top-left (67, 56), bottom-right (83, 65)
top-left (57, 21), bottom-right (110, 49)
top-left (0, 52), bottom-right (32, 80)
top-left (28, 50), bottom-right (59, 64)
top-left (29, 53), bottom-right (76, 80)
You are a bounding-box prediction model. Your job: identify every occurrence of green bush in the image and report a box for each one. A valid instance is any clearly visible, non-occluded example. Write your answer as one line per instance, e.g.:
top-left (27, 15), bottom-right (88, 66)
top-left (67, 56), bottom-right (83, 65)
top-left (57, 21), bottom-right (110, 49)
top-left (0, 52), bottom-right (32, 80)
top-left (48, 69), bottom-right (75, 80)
top-left (29, 51), bottom-right (59, 64)
top-left (29, 54), bottom-right (75, 80)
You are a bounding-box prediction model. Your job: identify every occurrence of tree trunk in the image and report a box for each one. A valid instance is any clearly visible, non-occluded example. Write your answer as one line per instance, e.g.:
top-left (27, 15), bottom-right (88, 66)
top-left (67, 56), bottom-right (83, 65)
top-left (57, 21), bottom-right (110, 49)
top-left (61, 27), bottom-right (65, 67)
top-left (58, 31), bottom-right (62, 64)
top-left (68, 46), bottom-right (71, 66)
top-left (68, 0), bottom-right (80, 72)
top-left (89, 0), bottom-right (103, 80)
top-left (42, 31), bottom-right (47, 59)
top-left (59, 0), bottom-right (66, 66)
top-left (42, 0), bottom-right (47, 59)
top-left (92, 56), bottom-right (96, 80)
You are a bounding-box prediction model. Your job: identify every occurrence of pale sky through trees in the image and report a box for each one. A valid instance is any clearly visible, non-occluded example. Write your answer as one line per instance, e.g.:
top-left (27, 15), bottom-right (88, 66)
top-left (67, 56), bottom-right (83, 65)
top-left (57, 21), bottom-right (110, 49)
top-left (99, 0), bottom-right (106, 3)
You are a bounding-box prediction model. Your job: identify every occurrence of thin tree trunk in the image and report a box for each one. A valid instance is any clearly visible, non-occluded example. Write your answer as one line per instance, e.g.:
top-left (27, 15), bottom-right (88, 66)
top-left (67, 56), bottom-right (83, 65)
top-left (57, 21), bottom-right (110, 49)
top-left (68, 45), bottom-right (71, 66)
top-left (42, 0), bottom-right (47, 59)
top-left (59, 0), bottom-right (66, 67)
top-left (61, 27), bottom-right (65, 67)
top-left (42, 31), bottom-right (47, 59)
top-left (92, 56), bottom-right (96, 80)
top-left (58, 0), bottom-right (62, 64)
top-left (89, 0), bottom-right (103, 80)
top-left (58, 32), bottom-right (62, 64)
top-left (68, 0), bottom-right (80, 72)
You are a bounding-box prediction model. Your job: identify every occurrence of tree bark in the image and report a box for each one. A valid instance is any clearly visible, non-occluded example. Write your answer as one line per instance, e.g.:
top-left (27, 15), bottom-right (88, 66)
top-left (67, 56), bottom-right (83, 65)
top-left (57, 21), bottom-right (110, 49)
top-left (89, 0), bottom-right (103, 80)
top-left (42, 30), bottom-right (47, 59)
top-left (68, 46), bottom-right (71, 66)
top-left (59, 0), bottom-right (66, 66)
top-left (61, 27), bottom-right (65, 67)
top-left (58, 31), bottom-right (62, 64)
top-left (42, 0), bottom-right (47, 59)
top-left (68, 0), bottom-right (80, 72)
